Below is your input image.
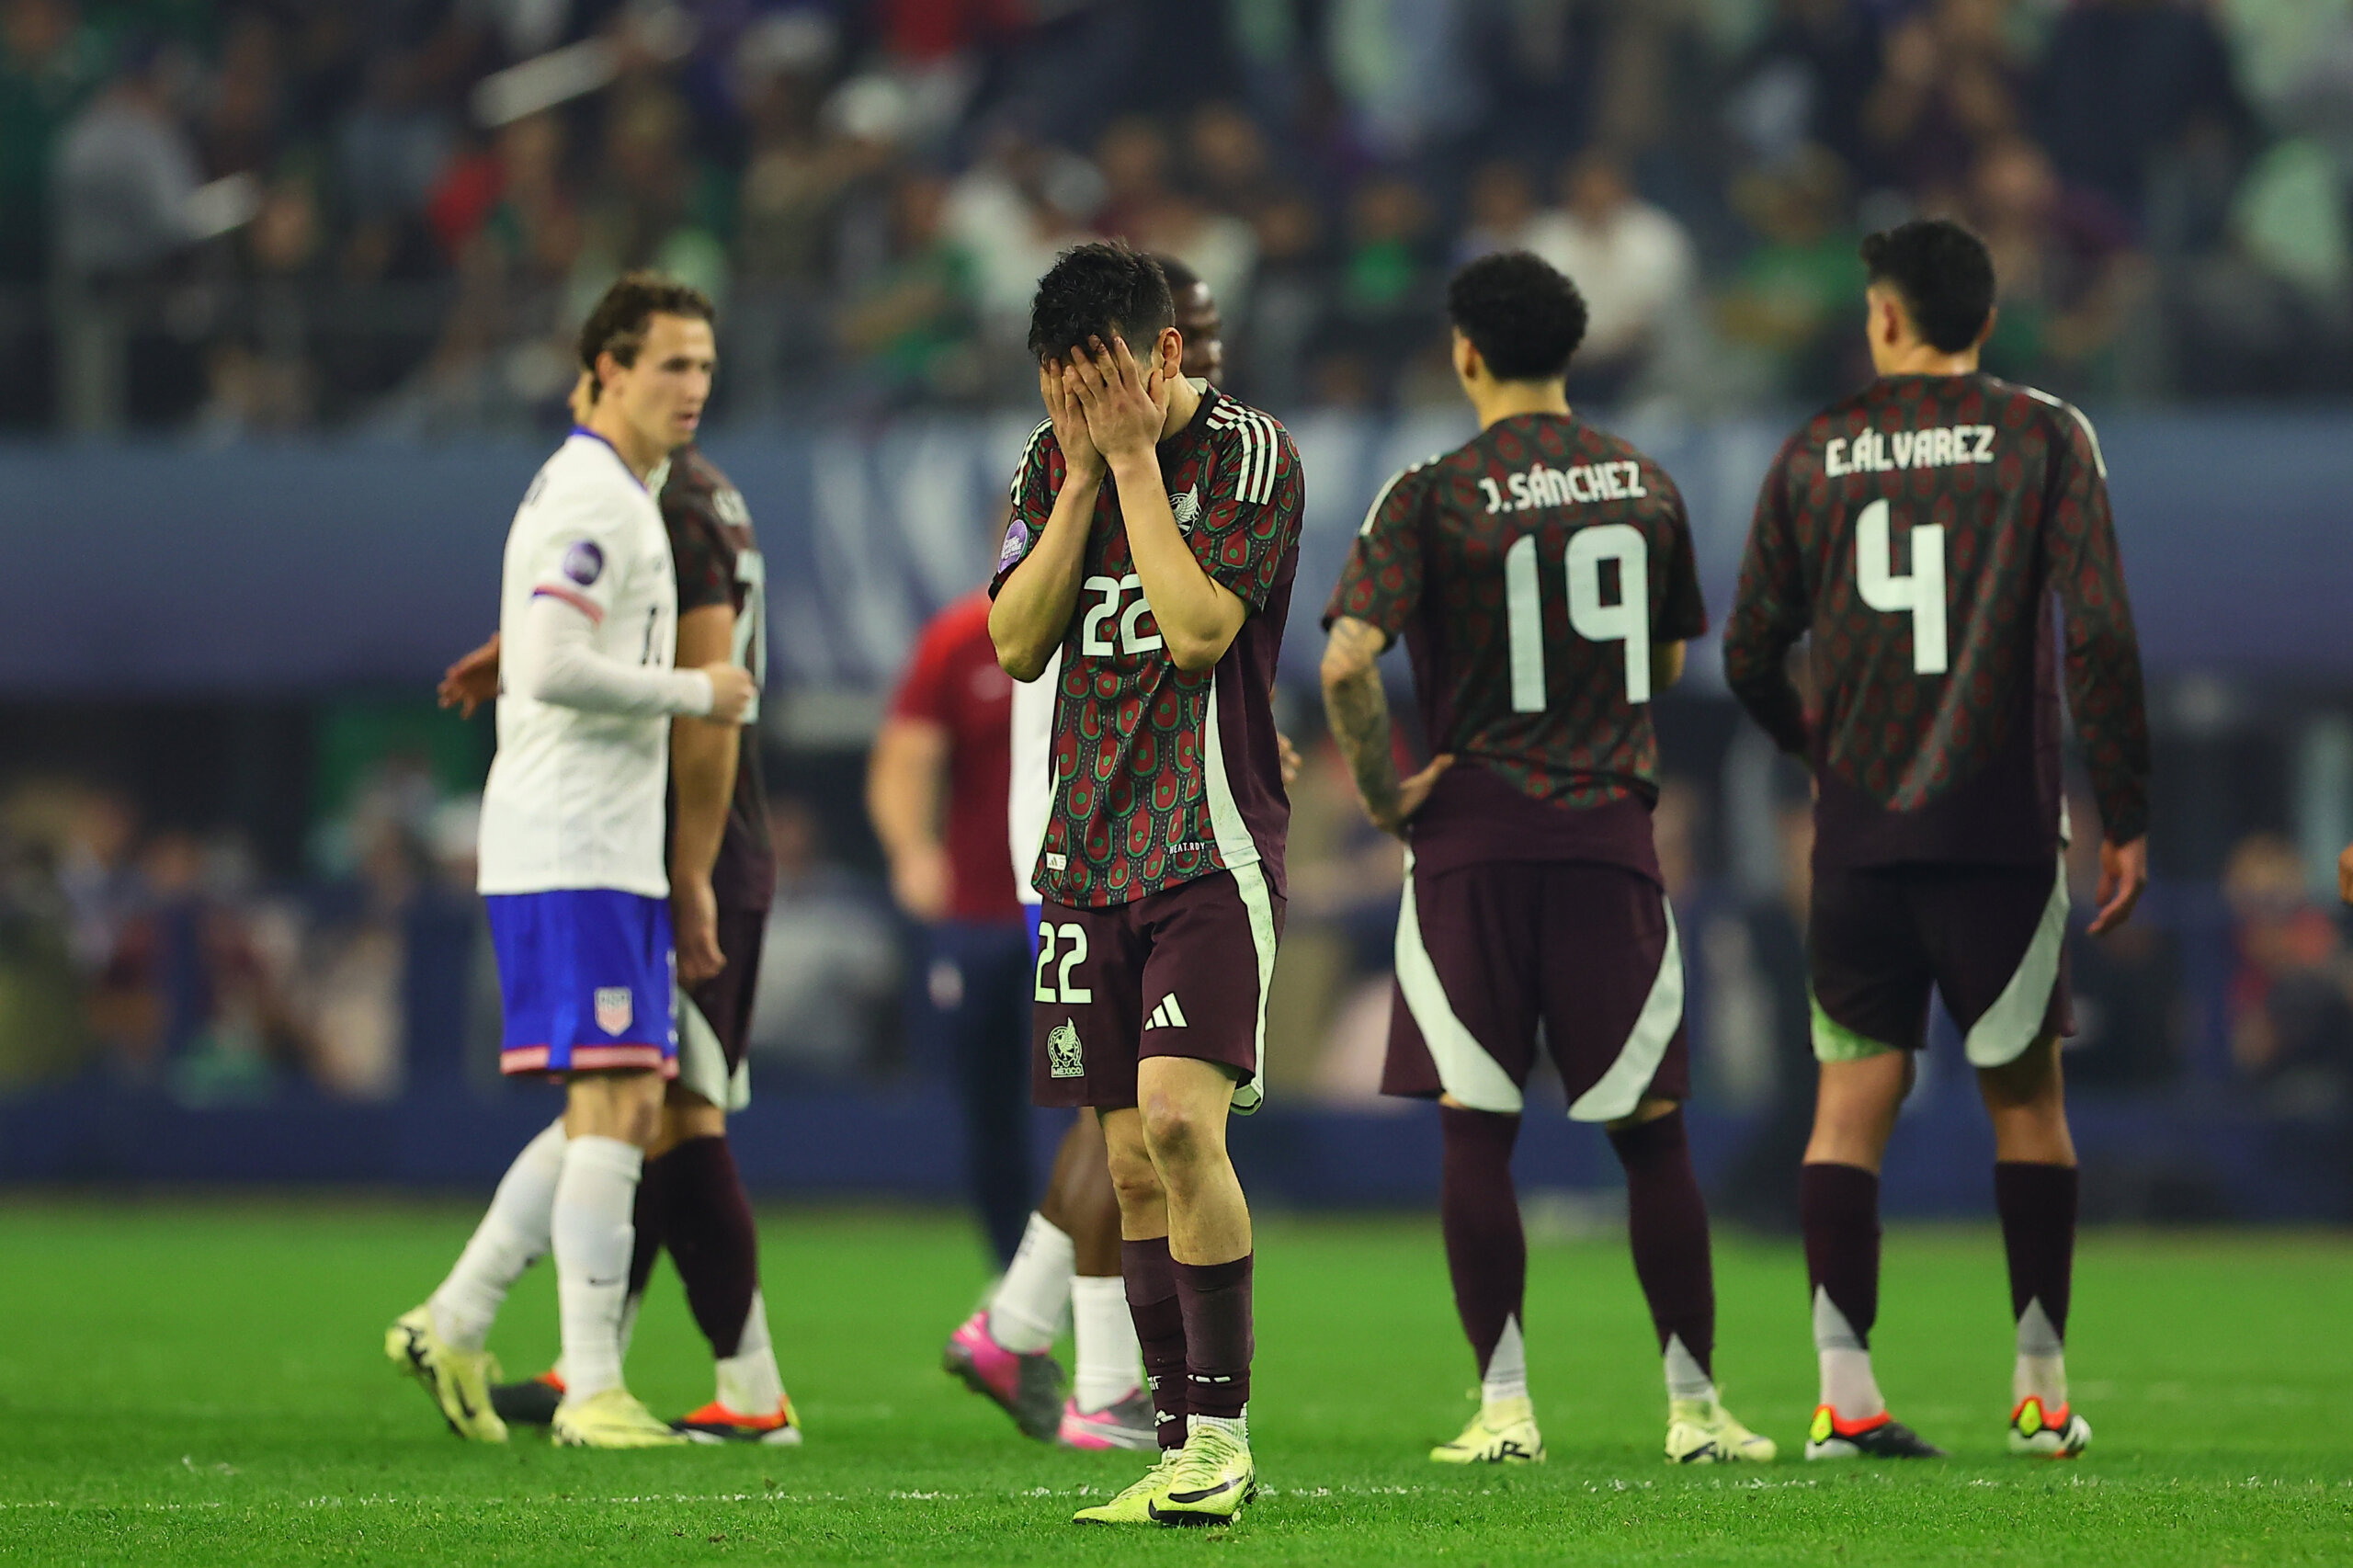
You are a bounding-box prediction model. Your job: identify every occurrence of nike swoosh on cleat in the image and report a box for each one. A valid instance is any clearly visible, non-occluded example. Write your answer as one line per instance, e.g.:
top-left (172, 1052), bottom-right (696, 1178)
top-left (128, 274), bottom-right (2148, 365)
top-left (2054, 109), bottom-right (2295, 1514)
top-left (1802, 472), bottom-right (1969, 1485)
top-left (1163, 1476), bottom-right (1245, 1506)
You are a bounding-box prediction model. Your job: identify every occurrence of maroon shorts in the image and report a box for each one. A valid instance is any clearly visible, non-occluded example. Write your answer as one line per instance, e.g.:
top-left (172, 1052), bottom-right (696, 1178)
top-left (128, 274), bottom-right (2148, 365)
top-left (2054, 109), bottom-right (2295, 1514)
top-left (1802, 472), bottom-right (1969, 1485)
top-left (1809, 856), bottom-right (2072, 1068)
top-left (1030, 867), bottom-right (1284, 1112)
top-left (1382, 858), bottom-right (1689, 1121)
top-left (684, 906), bottom-right (767, 1073)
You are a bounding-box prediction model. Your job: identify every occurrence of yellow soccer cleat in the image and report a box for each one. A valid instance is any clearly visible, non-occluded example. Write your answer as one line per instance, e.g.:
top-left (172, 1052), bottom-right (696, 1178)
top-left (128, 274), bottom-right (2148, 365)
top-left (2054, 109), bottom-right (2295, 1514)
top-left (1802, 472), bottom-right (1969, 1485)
top-left (551, 1386), bottom-right (691, 1449)
top-left (385, 1305), bottom-right (507, 1443)
top-left (1148, 1422), bottom-right (1257, 1527)
top-left (1666, 1398), bottom-right (1777, 1463)
top-left (1430, 1396), bottom-right (1545, 1464)
top-left (1072, 1450), bottom-right (1185, 1525)
top-left (2007, 1395), bottom-right (2091, 1458)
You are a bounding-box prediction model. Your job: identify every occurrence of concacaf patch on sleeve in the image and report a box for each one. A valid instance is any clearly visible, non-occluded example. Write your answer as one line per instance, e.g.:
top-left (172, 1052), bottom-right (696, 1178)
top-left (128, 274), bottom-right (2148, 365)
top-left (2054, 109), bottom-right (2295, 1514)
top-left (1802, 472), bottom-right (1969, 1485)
top-left (562, 540), bottom-right (606, 585)
top-left (997, 519), bottom-right (1031, 570)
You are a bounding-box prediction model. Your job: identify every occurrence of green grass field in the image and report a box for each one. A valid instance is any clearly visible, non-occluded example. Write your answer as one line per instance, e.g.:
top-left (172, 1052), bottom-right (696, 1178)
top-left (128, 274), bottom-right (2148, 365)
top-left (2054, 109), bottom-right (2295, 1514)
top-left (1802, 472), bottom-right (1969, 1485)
top-left (2, 1200), bottom-right (2348, 1565)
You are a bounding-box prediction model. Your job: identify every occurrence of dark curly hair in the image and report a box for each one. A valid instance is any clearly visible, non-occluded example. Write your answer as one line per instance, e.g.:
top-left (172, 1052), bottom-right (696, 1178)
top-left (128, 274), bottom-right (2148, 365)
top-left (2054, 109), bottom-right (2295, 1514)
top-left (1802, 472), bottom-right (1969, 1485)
top-left (1860, 219), bottom-right (1995, 354)
top-left (1027, 241), bottom-right (1175, 363)
top-left (576, 269), bottom-right (716, 401)
top-left (1447, 251), bottom-right (1588, 382)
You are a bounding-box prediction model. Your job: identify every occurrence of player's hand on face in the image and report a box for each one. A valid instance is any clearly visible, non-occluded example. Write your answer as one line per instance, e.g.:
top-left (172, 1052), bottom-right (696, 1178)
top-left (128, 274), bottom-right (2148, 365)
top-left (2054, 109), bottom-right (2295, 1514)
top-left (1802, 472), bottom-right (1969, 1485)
top-left (700, 664), bottom-right (757, 723)
top-left (673, 875), bottom-right (726, 984)
top-left (1069, 335), bottom-right (1168, 462)
top-left (438, 632), bottom-right (502, 719)
top-left (2088, 835), bottom-right (2148, 936)
top-left (1277, 732), bottom-right (1302, 790)
top-left (1040, 358), bottom-right (1103, 481)
top-left (1371, 754), bottom-right (1455, 839)
top-left (889, 842), bottom-right (951, 923)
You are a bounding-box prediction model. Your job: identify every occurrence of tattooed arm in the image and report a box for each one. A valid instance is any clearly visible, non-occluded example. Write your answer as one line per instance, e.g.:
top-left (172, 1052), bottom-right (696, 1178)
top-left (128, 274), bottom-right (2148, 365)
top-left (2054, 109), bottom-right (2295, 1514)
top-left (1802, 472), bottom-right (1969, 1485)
top-left (1320, 615), bottom-right (1451, 839)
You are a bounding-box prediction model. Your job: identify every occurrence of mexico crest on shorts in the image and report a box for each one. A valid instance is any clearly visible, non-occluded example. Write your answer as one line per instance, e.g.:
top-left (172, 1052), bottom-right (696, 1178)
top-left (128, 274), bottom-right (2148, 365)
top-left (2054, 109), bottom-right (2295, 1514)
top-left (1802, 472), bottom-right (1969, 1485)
top-left (1047, 1019), bottom-right (1085, 1079)
top-left (594, 986), bottom-right (634, 1036)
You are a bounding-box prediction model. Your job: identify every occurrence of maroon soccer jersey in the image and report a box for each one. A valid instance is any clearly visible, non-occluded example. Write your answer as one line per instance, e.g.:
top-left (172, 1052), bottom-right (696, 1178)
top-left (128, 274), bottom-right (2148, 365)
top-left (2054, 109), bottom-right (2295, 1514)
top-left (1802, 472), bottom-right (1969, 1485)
top-left (1323, 412), bottom-right (1707, 879)
top-left (990, 383), bottom-right (1303, 909)
top-left (662, 444), bottom-right (777, 912)
top-left (1722, 373), bottom-right (2150, 867)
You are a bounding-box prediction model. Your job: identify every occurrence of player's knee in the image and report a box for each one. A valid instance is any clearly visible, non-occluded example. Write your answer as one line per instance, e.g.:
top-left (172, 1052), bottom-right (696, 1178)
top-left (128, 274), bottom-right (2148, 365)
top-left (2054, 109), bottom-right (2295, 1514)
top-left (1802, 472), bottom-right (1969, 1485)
top-left (1979, 1035), bottom-right (2063, 1110)
top-left (1103, 1141), bottom-right (1163, 1211)
top-left (1137, 1093), bottom-right (1217, 1171)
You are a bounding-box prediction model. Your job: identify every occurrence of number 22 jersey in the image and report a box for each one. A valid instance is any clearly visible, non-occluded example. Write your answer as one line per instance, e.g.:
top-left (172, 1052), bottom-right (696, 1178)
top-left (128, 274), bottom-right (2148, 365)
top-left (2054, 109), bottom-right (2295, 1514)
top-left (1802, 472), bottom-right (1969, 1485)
top-left (1324, 412), bottom-right (1708, 881)
top-left (991, 381), bottom-right (1303, 909)
top-left (1722, 372), bottom-right (2151, 867)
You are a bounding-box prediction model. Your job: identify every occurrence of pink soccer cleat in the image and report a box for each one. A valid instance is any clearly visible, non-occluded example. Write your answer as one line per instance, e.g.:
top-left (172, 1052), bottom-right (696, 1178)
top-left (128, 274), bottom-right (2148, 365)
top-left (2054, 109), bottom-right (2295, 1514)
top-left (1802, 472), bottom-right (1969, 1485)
top-left (1057, 1388), bottom-right (1157, 1451)
top-left (942, 1311), bottom-right (1065, 1440)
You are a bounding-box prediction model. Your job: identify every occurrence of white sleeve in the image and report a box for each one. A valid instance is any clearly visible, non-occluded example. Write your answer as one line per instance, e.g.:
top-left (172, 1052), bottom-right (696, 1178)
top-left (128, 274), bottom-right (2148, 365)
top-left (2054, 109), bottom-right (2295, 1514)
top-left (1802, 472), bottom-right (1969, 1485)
top-left (510, 594), bottom-right (714, 717)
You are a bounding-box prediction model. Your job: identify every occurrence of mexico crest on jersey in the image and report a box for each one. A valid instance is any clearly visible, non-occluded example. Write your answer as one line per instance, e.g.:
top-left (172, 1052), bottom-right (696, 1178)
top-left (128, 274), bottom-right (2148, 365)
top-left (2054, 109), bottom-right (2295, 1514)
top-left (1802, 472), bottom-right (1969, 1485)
top-left (1047, 1019), bottom-right (1085, 1079)
top-left (1169, 486), bottom-right (1202, 532)
top-left (594, 986), bottom-right (634, 1036)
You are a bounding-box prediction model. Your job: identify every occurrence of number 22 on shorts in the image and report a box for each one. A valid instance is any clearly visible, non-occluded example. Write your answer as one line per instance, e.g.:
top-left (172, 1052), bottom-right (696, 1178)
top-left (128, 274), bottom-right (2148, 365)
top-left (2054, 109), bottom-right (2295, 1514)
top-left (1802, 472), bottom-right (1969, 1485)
top-left (1034, 923), bottom-right (1093, 1004)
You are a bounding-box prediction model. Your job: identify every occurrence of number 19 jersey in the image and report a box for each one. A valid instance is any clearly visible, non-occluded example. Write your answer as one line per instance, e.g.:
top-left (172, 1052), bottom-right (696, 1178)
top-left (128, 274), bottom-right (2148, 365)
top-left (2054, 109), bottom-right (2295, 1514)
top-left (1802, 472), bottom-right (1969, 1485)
top-left (1722, 372), bottom-right (2151, 867)
top-left (1324, 413), bottom-right (1707, 880)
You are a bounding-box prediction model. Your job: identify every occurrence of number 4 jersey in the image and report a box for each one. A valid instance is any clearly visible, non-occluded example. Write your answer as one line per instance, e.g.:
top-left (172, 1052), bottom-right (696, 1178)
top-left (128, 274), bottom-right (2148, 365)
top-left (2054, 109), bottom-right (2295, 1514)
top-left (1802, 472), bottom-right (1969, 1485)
top-left (1722, 372), bottom-right (2151, 867)
top-left (992, 381), bottom-right (1304, 909)
top-left (1324, 412), bottom-right (1708, 881)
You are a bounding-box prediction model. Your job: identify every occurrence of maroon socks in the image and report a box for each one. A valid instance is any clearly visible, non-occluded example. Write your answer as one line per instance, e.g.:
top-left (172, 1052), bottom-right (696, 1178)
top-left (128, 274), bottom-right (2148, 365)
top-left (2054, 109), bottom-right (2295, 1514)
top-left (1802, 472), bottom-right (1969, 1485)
top-left (627, 1136), bottom-right (759, 1358)
top-left (1608, 1108), bottom-right (1717, 1398)
top-left (1439, 1107), bottom-right (1529, 1399)
top-left (1172, 1255), bottom-right (1254, 1423)
top-left (1995, 1161), bottom-right (2078, 1405)
top-left (1122, 1236), bottom-right (1190, 1449)
top-left (1802, 1161), bottom-right (1886, 1417)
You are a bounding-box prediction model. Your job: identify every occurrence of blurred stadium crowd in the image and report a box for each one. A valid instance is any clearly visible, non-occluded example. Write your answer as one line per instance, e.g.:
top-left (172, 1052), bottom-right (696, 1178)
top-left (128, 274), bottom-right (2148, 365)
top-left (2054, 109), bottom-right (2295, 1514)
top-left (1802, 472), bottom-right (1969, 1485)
top-left (4, 0), bottom-right (2350, 433)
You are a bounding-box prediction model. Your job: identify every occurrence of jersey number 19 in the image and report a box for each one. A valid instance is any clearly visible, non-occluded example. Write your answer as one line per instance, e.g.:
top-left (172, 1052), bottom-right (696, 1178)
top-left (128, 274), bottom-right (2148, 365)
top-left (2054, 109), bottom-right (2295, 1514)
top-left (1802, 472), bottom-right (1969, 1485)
top-left (1504, 523), bottom-right (1652, 709)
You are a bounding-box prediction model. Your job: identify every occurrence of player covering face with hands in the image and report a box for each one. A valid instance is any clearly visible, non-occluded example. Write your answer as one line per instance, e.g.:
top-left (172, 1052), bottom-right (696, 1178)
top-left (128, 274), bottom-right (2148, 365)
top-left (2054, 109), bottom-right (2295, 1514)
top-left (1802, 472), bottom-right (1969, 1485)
top-left (388, 272), bottom-right (758, 1450)
top-left (989, 243), bottom-right (1303, 1526)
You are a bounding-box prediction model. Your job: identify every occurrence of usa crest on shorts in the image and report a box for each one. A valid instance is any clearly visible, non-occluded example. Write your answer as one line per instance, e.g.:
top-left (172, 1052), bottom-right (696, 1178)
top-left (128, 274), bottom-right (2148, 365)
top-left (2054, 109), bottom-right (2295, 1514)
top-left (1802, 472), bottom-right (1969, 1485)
top-left (594, 986), bottom-right (634, 1035)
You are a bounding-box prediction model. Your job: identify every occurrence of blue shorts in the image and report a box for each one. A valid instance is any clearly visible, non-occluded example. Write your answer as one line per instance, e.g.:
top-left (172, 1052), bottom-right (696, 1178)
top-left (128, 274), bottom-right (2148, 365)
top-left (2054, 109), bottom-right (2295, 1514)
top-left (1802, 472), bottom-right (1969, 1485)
top-left (486, 889), bottom-right (678, 1077)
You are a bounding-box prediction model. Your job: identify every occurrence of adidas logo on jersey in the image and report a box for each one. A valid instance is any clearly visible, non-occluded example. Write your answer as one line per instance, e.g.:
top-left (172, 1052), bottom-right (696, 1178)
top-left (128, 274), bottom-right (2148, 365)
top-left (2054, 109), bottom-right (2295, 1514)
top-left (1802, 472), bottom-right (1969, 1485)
top-left (1143, 994), bottom-right (1190, 1030)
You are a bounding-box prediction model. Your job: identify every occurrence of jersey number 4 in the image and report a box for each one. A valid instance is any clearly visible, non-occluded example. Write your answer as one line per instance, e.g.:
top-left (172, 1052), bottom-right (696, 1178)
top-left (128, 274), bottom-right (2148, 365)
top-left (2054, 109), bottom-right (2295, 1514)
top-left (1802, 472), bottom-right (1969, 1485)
top-left (1504, 524), bottom-right (1652, 709)
top-left (1033, 923), bottom-right (1093, 1004)
top-left (1854, 499), bottom-right (1947, 676)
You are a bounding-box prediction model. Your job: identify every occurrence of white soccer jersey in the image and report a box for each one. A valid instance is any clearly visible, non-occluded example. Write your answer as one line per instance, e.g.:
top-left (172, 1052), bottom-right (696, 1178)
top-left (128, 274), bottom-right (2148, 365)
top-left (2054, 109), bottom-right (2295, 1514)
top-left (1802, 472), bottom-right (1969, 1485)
top-left (479, 431), bottom-right (680, 899)
top-left (1006, 646), bottom-right (1059, 908)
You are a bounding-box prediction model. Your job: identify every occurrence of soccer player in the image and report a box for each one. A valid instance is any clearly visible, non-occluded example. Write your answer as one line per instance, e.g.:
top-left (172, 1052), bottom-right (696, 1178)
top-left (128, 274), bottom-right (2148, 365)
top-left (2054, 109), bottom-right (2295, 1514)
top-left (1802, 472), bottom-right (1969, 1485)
top-left (1722, 218), bottom-right (2150, 1460)
top-left (937, 256), bottom-right (1230, 1456)
top-left (436, 415), bottom-right (800, 1444)
top-left (386, 272), bottom-right (756, 1449)
top-left (1320, 251), bottom-right (1774, 1468)
top-left (988, 242), bottom-right (1302, 1525)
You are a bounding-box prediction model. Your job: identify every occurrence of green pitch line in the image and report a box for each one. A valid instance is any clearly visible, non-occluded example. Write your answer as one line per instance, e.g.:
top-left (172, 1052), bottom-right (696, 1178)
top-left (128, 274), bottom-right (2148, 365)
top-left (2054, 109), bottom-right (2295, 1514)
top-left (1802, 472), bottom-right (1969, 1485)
top-left (0, 1200), bottom-right (2347, 1564)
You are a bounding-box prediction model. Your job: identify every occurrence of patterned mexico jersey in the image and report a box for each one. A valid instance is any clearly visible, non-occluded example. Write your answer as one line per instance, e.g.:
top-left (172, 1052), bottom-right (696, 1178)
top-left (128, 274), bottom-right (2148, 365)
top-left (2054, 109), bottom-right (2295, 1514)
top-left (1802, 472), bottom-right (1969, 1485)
top-left (1722, 373), bottom-right (2150, 866)
top-left (1324, 413), bottom-right (1707, 878)
top-left (990, 381), bottom-right (1302, 908)
top-left (661, 444), bottom-right (776, 912)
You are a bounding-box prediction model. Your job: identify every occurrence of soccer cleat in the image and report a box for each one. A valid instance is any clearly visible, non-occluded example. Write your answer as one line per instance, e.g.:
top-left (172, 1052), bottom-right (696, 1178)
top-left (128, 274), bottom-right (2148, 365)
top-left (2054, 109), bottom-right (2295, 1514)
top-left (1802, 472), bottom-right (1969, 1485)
top-left (1804, 1404), bottom-right (1947, 1460)
top-left (943, 1311), bottom-right (1065, 1440)
top-left (490, 1369), bottom-right (564, 1427)
top-left (1059, 1389), bottom-right (1157, 1451)
top-left (384, 1306), bottom-right (507, 1443)
top-left (551, 1386), bottom-right (691, 1448)
top-left (1430, 1396), bottom-right (1545, 1464)
top-left (1148, 1423), bottom-right (1257, 1527)
top-left (1071, 1450), bottom-right (1185, 1525)
top-left (2007, 1395), bottom-right (2091, 1458)
top-left (1666, 1398), bottom-right (1778, 1463)
top-left (674, 1394), bottom-right (804, 1446)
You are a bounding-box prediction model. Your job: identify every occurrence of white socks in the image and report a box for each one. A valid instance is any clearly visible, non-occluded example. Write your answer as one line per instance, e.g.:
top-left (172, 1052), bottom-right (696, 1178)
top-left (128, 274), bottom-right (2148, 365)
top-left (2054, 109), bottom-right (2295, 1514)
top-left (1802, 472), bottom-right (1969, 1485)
top-left (1664, 1333), bottom-right (1718, 1405)
top-left (1813, 1287), bottom-right (1885, 1421)
top-left (2015, 1297), bottom-right (2068, 1408)
top-left (430, 1119), bottom-right (567, 1352)
top-left (1072, 1274), bottom-right (1142, 1413)
top-left (1481, 1314), bottom-right (1530, 1408)
top-left (551, 1134), bottom-right (643, 1402)
top-left (989, 1212), bottom-right (1075, 1354)
top-left (716, 1290), bottom-right (786, 1415)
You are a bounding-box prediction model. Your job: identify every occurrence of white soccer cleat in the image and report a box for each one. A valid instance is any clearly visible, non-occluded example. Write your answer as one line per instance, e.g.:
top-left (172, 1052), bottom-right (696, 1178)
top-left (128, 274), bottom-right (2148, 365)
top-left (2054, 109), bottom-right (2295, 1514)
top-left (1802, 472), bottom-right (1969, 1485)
top-left (1666, 1397), bottom-right (1777, 1463)
top-left (2007, 1395), bottom-right (2091, 1458)
top-left (1431, 1396), bottom-right (1545, 1464)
